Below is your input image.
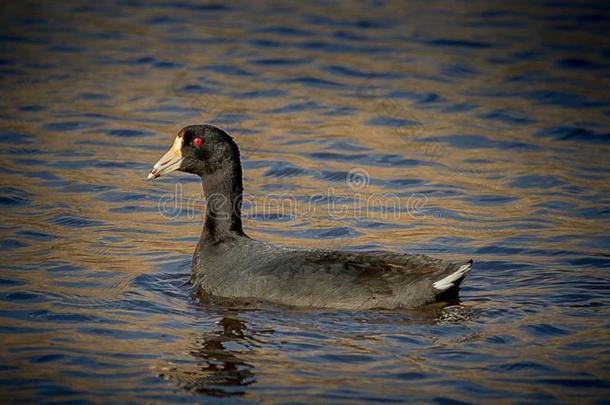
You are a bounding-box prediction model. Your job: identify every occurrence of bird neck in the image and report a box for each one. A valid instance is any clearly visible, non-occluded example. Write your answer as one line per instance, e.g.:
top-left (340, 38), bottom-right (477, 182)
top-left (201, 163), bottom-right (246, 243)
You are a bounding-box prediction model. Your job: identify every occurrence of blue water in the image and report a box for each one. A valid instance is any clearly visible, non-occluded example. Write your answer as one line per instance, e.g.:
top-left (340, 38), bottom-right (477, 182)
top-left (1, 0), bottom-right (609, 402)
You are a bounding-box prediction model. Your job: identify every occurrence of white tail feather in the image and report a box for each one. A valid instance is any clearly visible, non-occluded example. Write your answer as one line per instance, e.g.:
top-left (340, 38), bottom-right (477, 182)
top-left (433, 262), bottom-right (472, 291)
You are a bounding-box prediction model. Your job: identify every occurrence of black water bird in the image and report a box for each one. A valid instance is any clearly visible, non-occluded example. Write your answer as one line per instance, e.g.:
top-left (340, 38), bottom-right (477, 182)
top-left (148, 124), bottom-right (472, 309)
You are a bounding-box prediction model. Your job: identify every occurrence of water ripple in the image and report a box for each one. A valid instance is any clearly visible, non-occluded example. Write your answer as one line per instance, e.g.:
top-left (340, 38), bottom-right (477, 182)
top-left (0, 0), bottom-right (609, 403)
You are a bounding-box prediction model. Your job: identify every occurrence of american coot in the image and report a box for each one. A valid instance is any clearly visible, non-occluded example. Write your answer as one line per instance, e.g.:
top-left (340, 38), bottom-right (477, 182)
top-left (148, 125), bottom-right (473, 309)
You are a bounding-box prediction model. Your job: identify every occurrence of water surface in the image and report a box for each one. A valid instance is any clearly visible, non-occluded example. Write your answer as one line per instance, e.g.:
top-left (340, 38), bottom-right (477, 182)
top-left (1, 0), bottom-right (610, 402)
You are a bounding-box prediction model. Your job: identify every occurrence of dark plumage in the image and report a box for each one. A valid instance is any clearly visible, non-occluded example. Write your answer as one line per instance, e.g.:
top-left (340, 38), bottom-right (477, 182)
top-left (148, 124), bottom-right (473, 310)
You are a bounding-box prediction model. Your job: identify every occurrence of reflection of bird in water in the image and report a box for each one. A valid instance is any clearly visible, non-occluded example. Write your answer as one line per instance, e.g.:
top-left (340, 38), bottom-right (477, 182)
top-left (157, 317), bottom-right (256, 397)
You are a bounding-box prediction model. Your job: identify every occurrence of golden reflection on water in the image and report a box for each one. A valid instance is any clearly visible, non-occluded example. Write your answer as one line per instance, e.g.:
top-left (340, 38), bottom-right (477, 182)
top-left (1, 0), bottom-right (609, 402)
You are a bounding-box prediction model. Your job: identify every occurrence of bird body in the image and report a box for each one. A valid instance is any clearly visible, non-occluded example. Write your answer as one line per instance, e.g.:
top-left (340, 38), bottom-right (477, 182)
top-left (148, 124), bottom-right (473, 310)
top-left (193, 236), bottom-right (472, 309)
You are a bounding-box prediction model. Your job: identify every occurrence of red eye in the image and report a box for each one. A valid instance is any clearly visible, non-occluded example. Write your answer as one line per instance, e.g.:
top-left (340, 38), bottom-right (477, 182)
top-left (193, 138), bottom-right (203, 148)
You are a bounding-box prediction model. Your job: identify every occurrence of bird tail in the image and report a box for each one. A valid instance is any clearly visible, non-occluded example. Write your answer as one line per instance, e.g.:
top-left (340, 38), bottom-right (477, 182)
top-left (433, 259), bottom-right (473, 294)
